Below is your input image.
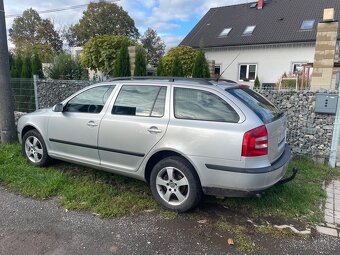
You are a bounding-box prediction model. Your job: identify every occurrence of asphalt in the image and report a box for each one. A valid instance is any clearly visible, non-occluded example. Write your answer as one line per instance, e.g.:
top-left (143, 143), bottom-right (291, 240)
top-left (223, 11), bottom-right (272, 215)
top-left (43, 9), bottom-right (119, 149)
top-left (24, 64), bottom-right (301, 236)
top-left (1, 185), bottom-right (340, 255)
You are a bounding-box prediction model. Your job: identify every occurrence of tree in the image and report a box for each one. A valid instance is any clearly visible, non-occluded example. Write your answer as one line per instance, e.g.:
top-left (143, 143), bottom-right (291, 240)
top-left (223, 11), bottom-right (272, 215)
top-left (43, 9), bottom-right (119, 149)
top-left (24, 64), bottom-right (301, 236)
top-left (21, 56), bottom-right (32, 79)
top-left (156, 58), bottom-right (166, 76)
top-left (80, 35), bottom-right (135, 76)
top-left (114, 42), bottom-right (131, 77)
top-left (171, 55), bottom-right (184, 77)
top-left (134, 47), bottom-right (147, 76)
top-left (31, 54), bottom-right (43, 78)
top-left (14, 55), bottom-right (22, 78)
top-left (9, 8), bottom-right (62, 61)
top-left (66, 2), bottom-right (139, 46)
top-left (141, 28), bottom-right (165, 66)
top-left (48, 53), bottom-right (88, 80)
top-left (163, 46), bottom-right (197, 76)
top-left (192, 49), bottom-right (210, 78)
top-left (0, 0), bottom-right (16, 143)
top-left (254, 76), bottom-right (261, 89)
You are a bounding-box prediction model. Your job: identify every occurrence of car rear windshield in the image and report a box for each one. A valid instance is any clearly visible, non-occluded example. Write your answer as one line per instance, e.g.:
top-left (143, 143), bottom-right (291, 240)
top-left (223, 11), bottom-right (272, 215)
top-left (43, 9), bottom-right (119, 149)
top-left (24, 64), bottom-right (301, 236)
top-left (227, 88), bottom-right (282, 124)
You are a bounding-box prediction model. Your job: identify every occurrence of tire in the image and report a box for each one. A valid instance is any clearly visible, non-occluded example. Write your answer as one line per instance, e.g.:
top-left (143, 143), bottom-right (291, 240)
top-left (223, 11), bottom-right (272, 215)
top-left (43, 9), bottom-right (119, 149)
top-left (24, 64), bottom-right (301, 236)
top-left (22, 130), bottom-right (50, 167)
top-left (150, 156), bottom-right (202, 212)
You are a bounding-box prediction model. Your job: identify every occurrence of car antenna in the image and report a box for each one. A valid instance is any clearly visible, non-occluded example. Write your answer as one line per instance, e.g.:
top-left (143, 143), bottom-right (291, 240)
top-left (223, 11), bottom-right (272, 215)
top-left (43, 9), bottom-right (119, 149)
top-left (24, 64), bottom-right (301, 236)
top-left (216, 52), bottom-right (241, 82)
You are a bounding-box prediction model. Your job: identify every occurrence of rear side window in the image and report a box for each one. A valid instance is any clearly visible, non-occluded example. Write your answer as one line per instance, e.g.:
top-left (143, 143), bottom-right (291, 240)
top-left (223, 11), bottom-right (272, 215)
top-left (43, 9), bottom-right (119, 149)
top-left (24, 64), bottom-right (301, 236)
top-left (112, 85), bottom-right (166, 117)
top-left (174, 88), bottom-right (239, 123)
top-left (228, 88), bottom-right (281, 124)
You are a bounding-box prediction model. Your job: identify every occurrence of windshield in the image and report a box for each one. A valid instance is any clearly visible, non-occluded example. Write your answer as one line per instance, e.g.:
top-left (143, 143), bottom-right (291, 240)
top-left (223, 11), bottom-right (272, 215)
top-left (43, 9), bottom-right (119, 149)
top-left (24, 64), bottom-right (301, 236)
top-left (228, 88), bottom-right (282, 124)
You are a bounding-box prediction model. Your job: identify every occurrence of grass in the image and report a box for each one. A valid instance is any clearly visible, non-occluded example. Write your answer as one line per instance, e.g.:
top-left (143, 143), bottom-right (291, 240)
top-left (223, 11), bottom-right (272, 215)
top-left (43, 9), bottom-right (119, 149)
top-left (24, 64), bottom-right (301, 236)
top-left (0, 143), bottom-right (157, 217)
top-left (0, 143), bottom-right (334, 224)
top-left (217, 218), bottom-right (256, 253)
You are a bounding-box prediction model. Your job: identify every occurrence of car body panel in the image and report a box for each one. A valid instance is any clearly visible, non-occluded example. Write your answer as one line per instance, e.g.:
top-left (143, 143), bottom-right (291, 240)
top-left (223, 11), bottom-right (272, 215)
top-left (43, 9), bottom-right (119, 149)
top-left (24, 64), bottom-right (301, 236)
top-left (17, 78), bottom-right (291, 197)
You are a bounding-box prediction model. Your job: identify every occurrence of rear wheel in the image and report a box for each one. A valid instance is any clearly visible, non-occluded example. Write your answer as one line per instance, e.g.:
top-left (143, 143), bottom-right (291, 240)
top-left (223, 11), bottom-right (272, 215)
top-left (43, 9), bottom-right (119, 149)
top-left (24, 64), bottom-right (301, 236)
top-left (22, 130), bottom-right (50, 166)
top-left (150, 156), bottom-right (202, 212)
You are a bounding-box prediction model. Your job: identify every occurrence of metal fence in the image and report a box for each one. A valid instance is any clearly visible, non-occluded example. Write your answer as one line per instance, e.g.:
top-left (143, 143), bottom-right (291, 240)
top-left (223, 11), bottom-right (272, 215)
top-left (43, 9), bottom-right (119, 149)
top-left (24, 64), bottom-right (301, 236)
top-left (10, 77), bottom-right (37, 113)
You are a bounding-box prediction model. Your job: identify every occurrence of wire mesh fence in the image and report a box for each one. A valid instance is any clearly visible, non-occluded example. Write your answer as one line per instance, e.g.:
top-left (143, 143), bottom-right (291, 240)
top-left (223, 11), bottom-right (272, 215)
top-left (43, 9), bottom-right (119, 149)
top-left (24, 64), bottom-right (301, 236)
top-left (10, 78), bottom-right (36, 113)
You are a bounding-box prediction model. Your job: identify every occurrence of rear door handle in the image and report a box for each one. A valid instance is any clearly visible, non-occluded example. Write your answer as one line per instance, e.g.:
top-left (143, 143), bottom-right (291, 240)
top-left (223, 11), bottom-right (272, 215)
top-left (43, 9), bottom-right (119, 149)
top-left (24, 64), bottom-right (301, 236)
top-left (147, 126), bottom-right (162, 134)
top-left (87, 121), bottom-right (98, 127)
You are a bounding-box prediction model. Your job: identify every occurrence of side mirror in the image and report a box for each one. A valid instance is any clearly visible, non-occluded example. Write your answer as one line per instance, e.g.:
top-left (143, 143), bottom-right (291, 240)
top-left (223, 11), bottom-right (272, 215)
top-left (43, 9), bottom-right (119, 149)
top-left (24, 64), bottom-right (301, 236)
top-left (53, 103), bottom-right (64, 112)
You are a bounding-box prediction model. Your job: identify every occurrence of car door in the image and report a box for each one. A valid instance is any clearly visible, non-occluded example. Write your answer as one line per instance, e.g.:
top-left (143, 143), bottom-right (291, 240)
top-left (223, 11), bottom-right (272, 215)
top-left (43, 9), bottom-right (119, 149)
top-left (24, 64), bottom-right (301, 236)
top-left (98, 84), bottom-right (169, 172)
top-left (47, 85), bottom-right (115, 166)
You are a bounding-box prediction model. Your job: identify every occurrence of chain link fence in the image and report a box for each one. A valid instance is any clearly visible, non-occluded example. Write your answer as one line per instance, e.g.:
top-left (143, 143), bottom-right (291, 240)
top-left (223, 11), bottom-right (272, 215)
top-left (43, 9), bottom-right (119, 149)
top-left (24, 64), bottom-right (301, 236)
top-left (10, 78), bottom-right (37, 113)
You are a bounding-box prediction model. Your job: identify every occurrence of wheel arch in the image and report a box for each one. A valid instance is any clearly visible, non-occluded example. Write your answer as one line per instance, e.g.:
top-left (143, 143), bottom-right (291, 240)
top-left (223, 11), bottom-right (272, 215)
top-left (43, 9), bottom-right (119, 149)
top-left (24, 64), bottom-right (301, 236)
top-left (144, 150), bottom-right (202, 186)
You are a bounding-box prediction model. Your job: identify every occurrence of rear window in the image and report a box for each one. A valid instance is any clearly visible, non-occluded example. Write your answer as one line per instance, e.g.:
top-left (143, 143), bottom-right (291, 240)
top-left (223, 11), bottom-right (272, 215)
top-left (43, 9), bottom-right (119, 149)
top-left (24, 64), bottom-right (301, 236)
top-left (228, 88), bottom-right (281, 123)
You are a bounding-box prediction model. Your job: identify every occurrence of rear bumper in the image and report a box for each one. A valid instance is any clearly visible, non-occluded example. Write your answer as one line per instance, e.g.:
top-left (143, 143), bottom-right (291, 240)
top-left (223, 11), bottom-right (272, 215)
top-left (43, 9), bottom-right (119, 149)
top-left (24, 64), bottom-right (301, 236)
top-left (202, 144), bottom-right (292, 197)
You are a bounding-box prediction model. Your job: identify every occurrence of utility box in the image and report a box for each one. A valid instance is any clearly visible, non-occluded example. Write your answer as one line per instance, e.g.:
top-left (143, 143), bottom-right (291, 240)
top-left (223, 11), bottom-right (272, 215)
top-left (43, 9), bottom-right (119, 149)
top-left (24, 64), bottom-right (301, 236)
top-left (315, 93), bottom-right (338, 114)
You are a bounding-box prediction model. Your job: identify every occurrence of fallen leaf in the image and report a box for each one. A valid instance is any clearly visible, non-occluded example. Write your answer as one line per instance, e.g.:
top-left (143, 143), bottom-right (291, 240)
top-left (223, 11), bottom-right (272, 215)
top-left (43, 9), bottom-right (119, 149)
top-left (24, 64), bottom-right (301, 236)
top-left (197, 219), bottom-right (208, 224)
top-left (227, 238), bottom-right (234, 245)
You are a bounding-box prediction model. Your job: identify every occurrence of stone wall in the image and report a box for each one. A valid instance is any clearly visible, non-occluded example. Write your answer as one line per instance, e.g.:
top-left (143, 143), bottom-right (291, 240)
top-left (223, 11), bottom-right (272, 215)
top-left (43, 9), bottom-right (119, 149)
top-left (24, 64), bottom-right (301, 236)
top-left (36, 79), bottom-right (336, 159)
top-left (37, 80), bottom-right (98, 108)
top-left (258, 89), bottom-right (336, 159)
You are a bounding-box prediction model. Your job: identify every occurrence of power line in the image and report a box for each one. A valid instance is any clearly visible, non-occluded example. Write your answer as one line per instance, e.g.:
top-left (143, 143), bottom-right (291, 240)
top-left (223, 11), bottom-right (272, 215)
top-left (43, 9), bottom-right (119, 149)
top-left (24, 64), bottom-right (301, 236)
top-left (5, 0), bottom-right (120, 18)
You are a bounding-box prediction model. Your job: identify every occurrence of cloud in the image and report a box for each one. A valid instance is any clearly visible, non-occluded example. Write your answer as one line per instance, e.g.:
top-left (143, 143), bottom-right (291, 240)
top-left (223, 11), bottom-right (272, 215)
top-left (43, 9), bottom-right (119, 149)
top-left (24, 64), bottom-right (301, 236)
top-left (4, 0), bottom-right (252, 50)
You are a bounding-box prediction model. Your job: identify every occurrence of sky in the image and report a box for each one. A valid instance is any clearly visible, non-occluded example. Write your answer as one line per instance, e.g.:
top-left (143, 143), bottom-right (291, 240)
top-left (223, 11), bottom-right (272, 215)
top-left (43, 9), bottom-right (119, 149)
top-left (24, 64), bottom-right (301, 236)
top-left (3, 0), bottom-right (255, 50)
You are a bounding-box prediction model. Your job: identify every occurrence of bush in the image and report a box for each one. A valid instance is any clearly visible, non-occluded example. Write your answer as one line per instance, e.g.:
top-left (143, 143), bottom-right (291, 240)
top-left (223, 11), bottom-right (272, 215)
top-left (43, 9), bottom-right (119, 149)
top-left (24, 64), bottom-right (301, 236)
top-left (163, 46), bottom-right (197, 76)
top-left (156, 58), bottom-right (166, 76)
top-left (48, 53), bottom-right (88, 80)
top-left (171, 55), bottom-right (184, 77)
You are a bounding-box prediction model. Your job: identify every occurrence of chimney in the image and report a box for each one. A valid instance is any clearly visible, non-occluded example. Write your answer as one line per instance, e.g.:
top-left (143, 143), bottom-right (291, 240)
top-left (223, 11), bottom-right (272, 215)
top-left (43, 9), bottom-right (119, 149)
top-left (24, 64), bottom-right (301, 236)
top-left (258, 0), bottom-right (264, 9)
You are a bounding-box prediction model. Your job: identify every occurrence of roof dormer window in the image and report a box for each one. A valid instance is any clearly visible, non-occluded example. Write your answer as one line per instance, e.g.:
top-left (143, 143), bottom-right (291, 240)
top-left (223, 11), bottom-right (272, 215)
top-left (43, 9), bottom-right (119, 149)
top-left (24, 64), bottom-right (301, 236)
top-left (300, 20), bottom-right (315, 30)
top-left (243, 25), bottom-right (256, 35)
top-left (218, 27), bottom-right (232, 37)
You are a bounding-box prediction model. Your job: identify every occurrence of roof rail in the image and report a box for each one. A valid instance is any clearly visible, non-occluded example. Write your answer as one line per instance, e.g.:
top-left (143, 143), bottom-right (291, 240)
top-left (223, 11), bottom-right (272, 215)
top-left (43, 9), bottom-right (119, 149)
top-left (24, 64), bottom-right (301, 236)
top-left (108, 76), bottom-right (213, 85)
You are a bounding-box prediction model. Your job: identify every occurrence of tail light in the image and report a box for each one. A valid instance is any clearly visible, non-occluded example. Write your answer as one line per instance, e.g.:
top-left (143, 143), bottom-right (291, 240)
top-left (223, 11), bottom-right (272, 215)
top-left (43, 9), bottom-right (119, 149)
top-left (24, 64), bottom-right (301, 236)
top-left (242, 125), bottom-right (268, 157)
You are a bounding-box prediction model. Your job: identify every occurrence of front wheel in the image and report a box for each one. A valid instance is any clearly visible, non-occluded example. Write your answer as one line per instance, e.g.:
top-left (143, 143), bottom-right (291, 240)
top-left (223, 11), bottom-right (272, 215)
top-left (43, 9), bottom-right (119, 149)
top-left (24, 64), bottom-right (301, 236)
top-left (150, 156), bottom-right (202, 212)
top-left (22, 130), bottom-right (50, 166)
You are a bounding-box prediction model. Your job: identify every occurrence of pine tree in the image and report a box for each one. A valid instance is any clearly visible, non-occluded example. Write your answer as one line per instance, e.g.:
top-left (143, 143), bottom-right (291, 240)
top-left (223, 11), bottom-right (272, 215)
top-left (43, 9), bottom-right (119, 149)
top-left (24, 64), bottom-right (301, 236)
top-left (10, 55), bottom-right (19, 78)
top-left (20, 56), bottom-right (33, 111)
top-left (114, 42), bottom-right (131, 77)
top-left (31, 54), bottom-right (43, 78)
top-left (254, 75), bottom-right (261, 89)
top-left (171, 55), bottom-right (184, 77)
top-left (15, 55), bottom-right (23, 78)
top-left (156, 58), bottom-right (166, 76)
top-left (134, 47), bottom-right (147, 76)
top-left (192, 49), bottom-right (210, 78)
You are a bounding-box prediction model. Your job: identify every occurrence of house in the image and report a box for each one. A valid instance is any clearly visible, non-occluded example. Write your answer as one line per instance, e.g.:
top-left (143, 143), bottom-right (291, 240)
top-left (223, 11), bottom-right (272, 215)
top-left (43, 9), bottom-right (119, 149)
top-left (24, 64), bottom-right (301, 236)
top-left (180, 0), bottom-right (340, 87)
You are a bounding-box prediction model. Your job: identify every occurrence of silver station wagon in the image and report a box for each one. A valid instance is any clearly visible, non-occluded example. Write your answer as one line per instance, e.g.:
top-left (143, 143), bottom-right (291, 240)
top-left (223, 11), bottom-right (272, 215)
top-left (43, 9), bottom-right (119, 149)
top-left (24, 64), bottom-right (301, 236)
top-left (18, 77), bottom-right (296, 212)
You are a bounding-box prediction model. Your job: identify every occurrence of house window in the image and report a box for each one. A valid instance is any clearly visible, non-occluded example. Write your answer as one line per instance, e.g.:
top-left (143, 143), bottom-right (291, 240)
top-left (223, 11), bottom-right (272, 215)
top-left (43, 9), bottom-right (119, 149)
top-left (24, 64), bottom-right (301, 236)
top-left (239, 64), bottom-right (257, 81)
top-left (243, 25), bottom-right (256, 35)
top-left (214, 65), bottom-right (221, 76)
top-left (218, 28), bottom-right (232, 37)
top-left (300, 20), bottom-right (315, 30)
top-left (292, 62), bottom-right (306, 74)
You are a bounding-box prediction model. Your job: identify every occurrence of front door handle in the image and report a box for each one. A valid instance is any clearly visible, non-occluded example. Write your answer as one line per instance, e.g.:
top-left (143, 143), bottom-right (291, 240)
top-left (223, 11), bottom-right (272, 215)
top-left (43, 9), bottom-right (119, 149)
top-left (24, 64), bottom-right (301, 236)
top-left (87, 121), bottom-right (98, 127)
top-left (147, 126), bottom-right (162, 134)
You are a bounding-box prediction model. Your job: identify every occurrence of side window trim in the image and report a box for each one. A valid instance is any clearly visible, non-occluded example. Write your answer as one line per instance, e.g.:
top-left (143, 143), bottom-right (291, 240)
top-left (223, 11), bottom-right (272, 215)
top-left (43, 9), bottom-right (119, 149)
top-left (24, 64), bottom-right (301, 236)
top-left (149, 86), bottom-right (162, 117)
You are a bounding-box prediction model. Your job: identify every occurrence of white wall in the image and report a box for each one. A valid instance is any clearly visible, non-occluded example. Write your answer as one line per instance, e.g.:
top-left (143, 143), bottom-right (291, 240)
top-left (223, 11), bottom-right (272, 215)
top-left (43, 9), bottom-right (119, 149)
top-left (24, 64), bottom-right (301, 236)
top-left (205, 43), bottom-right (315, 86)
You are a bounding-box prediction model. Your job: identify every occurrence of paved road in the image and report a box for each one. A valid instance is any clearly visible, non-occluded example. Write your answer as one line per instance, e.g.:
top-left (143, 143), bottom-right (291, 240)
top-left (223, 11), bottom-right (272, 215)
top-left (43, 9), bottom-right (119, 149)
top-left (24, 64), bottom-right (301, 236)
top-left (0, 185), bottom-right (339, 255)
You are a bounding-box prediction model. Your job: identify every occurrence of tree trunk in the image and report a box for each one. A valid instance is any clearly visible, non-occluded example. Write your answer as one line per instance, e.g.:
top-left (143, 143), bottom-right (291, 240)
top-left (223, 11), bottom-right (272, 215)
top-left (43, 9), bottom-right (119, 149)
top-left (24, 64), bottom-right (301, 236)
top-left (0, 0), bottom-right (17, 143)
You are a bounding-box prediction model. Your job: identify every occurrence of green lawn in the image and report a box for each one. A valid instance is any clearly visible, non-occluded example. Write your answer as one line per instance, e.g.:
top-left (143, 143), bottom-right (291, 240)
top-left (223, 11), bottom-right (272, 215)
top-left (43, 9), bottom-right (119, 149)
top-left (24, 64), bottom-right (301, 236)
top-left (0, 143), bottom-right (334, 224)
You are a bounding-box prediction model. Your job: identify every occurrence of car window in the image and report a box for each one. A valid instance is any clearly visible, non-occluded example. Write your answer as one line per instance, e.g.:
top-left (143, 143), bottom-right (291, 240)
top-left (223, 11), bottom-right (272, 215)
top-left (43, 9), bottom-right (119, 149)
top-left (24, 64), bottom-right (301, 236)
top-left (228, 88), bottom-right (281, 124)
top-left (112, 85), bottom-right (166, 117)
top-left (64, 86), bottom-right (115, 113)
top-left (174, 88), bottom-right (239, 123)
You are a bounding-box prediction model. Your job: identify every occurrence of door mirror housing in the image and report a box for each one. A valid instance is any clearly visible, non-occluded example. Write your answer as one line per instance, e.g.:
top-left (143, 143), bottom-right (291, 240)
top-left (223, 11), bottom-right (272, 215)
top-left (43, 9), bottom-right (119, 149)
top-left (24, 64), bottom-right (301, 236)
top-left (53, 103), bottom-right (64, 112)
